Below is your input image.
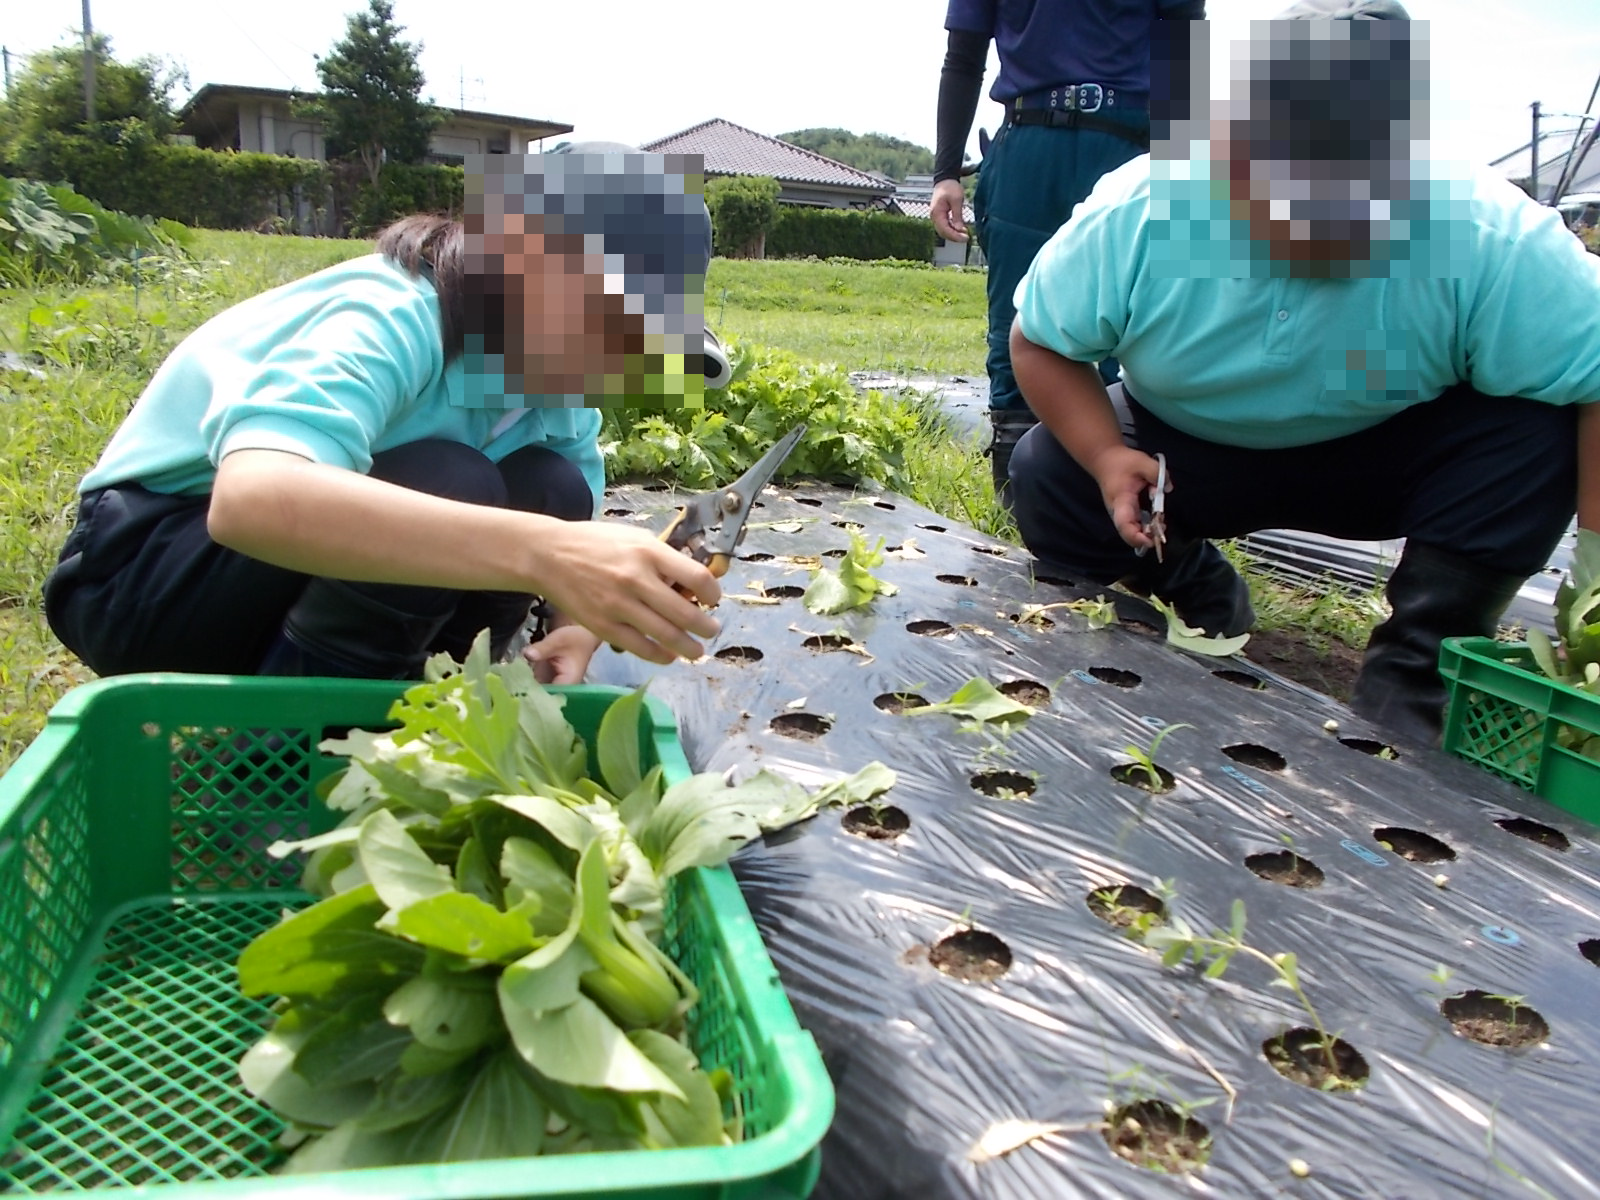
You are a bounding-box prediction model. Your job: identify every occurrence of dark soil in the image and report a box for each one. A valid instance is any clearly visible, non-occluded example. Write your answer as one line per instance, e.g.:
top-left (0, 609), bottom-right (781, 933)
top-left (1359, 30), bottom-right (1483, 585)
top-left (1495, 818), bottom-right (1570, 851)
top-left (764, 585), bottom-right (806, 599)
top-left (1581, 939), bottom-right (1600, 967)
top-left (998, 679), bottom-right (1051, 706)
top-left (1373, 826), bottom-right (1456, 863)
top-left (1089, 667), bottom-right (1141, 688)
top-left (1110, 762), bottom-right (1176, 794)
top-left (1340, 737), bottom-right (1400, 759)
top-left (1010, 611), bottom-right (1056, 629)
top-left (937, 574), bottom-right (978, 587)
top-left (1213, 668), bottom-right (1268, 690)
top-left (1263, 1029), bottom-right (1369, 1090)
top-left (929, 929), bottom-right (1012, 982)
top-left (803, 634), bottom-right (855, 652)
top-left (1441, 992), bottom-right (1549, 1047)
top-left (1103, 1100), bottom-right (1211, 1174)
top-left (971, 770), bottom-right (1036, 799)
top-left (907, 619), bottom-right (955, 637)
top-left (843, 804), bottom-right (910, 840)
top-left (1243, 628), bottom-right (1363, 703)
top-left (1246, 851), bottom-right (1325, 888)
top-left (714, 646), bottom-right (764, 665)
top-left (874, 692), bottom-right (929, 714)
top-left (1086, 884), bottom-right (1168, 929)
top-left (1222, 743), bottom-right (1287, 772)
top-left (770, 713), bottom-right (833, 741)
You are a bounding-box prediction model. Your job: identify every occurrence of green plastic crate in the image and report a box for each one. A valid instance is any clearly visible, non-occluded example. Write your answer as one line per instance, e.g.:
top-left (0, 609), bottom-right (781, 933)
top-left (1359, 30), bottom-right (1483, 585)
top-left (0, 674), bottom-right (834, 1199)
top-left (1440, 636), bottom-right (1600, 825)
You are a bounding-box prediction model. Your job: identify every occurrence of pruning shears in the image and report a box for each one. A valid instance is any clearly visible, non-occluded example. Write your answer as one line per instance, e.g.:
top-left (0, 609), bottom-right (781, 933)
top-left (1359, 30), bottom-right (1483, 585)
top-left (1138, 452), bottom-right (1168, 564)
top-left (657, 423), bottom-right (807, 590)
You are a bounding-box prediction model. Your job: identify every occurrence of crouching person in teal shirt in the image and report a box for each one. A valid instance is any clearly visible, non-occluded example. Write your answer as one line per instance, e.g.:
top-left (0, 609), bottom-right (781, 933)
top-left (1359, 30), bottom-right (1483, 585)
top-left (44, 148), bottom-right (718, 684)
top-left (1005, 1), bottom-right (1600, 747)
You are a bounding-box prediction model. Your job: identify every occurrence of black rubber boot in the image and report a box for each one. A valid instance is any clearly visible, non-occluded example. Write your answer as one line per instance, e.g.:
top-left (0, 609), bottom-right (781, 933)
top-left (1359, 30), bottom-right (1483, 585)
top-left (1350, 543), bottom-right (1525, 749)
top-left (987, 408), bottom-right (1040, 505)
top-left (1124, 538), bottom-right (1255, 638)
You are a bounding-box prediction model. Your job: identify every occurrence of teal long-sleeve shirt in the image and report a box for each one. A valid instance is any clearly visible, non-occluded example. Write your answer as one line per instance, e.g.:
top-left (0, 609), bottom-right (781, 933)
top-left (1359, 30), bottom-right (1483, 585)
top-left (80, 253), bottom-right (605, 507)
top-left (1015, 154), bottom-right (1600, 448)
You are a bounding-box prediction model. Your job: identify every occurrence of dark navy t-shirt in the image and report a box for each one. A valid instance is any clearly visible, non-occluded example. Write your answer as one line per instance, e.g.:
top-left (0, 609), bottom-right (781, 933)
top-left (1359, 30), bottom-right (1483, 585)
top-left (946, 0), bottom-right (1188, 101)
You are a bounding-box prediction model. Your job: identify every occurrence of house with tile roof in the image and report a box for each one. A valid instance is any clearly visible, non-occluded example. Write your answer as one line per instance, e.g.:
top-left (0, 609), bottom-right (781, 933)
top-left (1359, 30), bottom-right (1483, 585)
top-left (641, 118), bottom-right (896, 209)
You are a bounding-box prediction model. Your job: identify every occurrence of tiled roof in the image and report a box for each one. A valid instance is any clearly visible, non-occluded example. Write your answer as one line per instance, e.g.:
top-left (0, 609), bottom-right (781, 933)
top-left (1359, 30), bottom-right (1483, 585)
top-left (642, 119), bottom-right (894, 195)
top-left (894, 197), bottom-right (975, 225)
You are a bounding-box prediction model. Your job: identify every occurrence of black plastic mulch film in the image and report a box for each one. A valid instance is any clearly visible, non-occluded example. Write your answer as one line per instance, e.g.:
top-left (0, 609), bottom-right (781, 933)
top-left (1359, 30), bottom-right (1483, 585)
top-left (588, 482), bottom-right (1600, 1200)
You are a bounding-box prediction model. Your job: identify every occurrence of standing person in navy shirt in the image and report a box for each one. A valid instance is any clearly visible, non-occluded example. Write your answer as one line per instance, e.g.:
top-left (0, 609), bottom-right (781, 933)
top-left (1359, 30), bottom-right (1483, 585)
top-left (931, 0), bottom-right (1205, 504)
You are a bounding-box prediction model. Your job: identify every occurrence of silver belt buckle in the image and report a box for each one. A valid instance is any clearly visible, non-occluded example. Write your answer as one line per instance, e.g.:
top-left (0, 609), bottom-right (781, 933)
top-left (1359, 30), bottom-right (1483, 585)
top-left (1077, 84), bottom-right (1104, 113)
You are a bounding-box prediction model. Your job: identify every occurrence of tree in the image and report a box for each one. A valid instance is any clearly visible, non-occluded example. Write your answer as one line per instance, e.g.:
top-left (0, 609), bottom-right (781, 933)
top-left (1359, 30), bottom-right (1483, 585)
top-left (297, 0), bottom-right (444, 187)
top-left (705, 176), bottom-right (781, 258)
top-left (0, 38), bottom-right (183, 175)
top-left (777, 128), bottom-right (936, 182)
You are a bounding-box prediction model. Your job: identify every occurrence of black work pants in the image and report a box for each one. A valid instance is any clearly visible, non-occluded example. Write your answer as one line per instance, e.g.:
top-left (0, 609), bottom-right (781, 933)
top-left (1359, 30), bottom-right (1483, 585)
top-left (43, 441), bottom-right (593, 679)
top-left (1009, 384), bottom-right (1578, 582)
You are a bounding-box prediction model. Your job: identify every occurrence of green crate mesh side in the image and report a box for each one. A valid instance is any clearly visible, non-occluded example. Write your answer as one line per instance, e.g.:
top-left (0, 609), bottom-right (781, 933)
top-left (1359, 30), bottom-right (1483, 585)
top-left (166, 727), bottom-right (316, 895)
top-left (0, 752), bottom-right (93, 1073)
top-left (1, 900), bottom-right (289, 1191)
top-left (1452, 688), bottom-right (1545, 790)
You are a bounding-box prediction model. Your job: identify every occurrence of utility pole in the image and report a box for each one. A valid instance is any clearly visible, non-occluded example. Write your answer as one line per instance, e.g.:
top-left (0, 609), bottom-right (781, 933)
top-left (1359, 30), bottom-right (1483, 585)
top-left (82, 0), bottom-right (96, 124)
top-left (1530, 101), bottom-right (1541, 202)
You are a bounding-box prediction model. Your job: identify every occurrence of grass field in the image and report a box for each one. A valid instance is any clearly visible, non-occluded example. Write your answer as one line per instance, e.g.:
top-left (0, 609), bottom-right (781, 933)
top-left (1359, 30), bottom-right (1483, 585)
top-left (0, 232), bottom-right (1378, 770)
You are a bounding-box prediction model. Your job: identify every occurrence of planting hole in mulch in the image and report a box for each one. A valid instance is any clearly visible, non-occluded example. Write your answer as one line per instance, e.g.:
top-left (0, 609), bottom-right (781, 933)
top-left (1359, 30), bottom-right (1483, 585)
top-left (822, 548), bottom-right (848, 558)
top-left (770, 713), bottom-right (833, 741)
top-left (1263, 1028), bottom-right (1369, 1091)
top-left (874, 500), bottom-right (897, 510)
top-left (1086, 884), bottom-right (1168, 930)
top-left (929, 929), bottom-right (1012, 982)
top-left (1213, 668), bottom-right (1267, 690)
top-left (740, 551), bottom-right (775, 562)
top-left (971, 770), bottom-right (1037, 799)
top-left (1580, 939), bottom-right (1600, 967)
top-left (832, 520), bottom-right (865, 533)
top-left (1223, 743), bottom-right (1287, 772)
top-left (1103, 1099), bottom-right (1211, 1175)
top-left (918, 523), bottom-right (948, 532)
top-left (1034, 573), bottom-right (1076, 588)
top-left (714, 646), bottom-right (764, 665)
top-left (1089, 667), bottom-right (1141, 688)
top-left (795, 497), bottom-right (824, 507)
top-left (1339, 737), bottom-right (1400, 760)
top-left (1110, 761), bottom-right (1176, 794)
top-left (640, 482), bottom-right (671, 492)
top-left (998, 679), bottom-right (1051, 706)
top-left (1246, 851), bottom-right (1324, 888)
top-left (937, 574), bottom-right (978, 587)
top-left (1121, 619), bottom-right (1161, 636)
top-left (1495, 818), bottom-right (1570, 851)
top-left (842, 804), bottom-right (910, 840)
top-left (1009, 611), bottom-right (1056, 629)
top-left (803, 634), bottom-right (856, 652)
top-left (1373, 826), bottom-right (1456, 863)
top-left (764, 585), bottom-right (806, 599)
top-left (1440, 991), bottom-right (1549, 1048)
top-left (875, 692), bottom-right (929, 714)
top-left (908, 619), bottom-right (955, 637)
top-left (602, 507), bottom-right (633, 517)
top-left (974, 545), bottom-right (1007, 557)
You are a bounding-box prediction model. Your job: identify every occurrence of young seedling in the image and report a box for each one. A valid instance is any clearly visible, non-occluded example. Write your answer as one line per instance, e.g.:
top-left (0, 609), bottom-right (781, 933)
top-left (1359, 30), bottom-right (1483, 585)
top-left (1012, 596), bottom-right (1117, 630)
top-left (1101, 1063), bottom-right (1217, 1175)
top-left (1143, 899), bottom-right (1359, 1090)
top-left (1090, 886), bottom-right (1167, 940)
top-left (1121, 723), bottom-right (1193, 791)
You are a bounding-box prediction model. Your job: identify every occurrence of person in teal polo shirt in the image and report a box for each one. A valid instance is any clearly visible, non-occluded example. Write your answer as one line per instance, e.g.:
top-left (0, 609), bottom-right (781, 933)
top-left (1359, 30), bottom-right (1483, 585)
top-left (931, 0), bottom-right (1205, 502)
top-left (43, 148), bottom-right (722, 684)
top-left (1006, 1), bottom-right (1600, 746)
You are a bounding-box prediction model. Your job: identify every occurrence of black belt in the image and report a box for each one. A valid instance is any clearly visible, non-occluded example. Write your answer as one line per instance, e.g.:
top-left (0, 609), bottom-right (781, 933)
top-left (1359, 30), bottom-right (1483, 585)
top-left (1007, 105), bottom-right (1151, 150)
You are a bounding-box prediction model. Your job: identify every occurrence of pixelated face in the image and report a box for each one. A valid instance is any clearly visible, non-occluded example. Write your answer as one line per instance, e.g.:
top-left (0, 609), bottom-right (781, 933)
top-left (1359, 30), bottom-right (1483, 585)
top-left (1221, 17), bottom-right (1427, 264)
top-left (458, 152), bottom-right (708, 409)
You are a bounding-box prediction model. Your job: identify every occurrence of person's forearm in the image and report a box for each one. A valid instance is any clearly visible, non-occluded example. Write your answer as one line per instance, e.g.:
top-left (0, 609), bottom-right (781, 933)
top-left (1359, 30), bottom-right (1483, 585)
top-left (934, 30), bottom-right (988, 183)
top-left (208, 449), bottom-right (560, 593)
top-left (1009, 320), bottom-right (1124, 470)
top-left (1579, 401), bottom-right (1600, 531)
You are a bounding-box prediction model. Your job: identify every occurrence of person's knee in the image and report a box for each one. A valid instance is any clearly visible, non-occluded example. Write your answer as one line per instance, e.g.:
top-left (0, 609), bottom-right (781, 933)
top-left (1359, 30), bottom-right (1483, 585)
top-left (369, 440), bottom-right (507, 508)
top-left (1007, 422), bottom-right (1062, 529)
top-left (499, 446), bottom-right (594, 522)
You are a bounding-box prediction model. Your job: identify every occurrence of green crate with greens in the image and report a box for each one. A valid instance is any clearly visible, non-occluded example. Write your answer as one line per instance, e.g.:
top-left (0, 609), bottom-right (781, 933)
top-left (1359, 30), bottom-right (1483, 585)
top-left (1441, 530), bottom-right (1600, 824)
top-left (0, 635), bottom-right (879, 1198)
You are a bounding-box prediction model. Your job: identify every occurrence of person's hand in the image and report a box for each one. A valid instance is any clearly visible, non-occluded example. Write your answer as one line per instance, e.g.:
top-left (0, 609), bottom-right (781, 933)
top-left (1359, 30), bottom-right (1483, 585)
top-left (523, 623), bottom-right (602, 684)
top-left (1088, 445), bottom-right (1168, 551)
top-left (931, 179), bottom-right (969, 243)
top-left (533, 521), bottom-right (722, 665)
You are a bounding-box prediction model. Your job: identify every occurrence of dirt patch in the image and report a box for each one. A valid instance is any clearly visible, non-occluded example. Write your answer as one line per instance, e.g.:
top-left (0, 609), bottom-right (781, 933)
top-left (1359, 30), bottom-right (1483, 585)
top-left (770, 713), bottom-right (832, 741)
top-left (1089, 667), bottom-right (1141, 688)
top-left (998, 679), bottom-right (1051, 706)
top-left (1373, 826), bottom-right (1455, 863)
top-left (929, 929), bottom-right (1012, 982)
top-left (1110, 762), bottom-right (1176, 794)
top-left (970, 770), bottom-right (1036, 799)
top-left (843, 804), bottom-right (910, 840)
top-left (1103, 1100), bottom-right (1211, 1174)
top-left (1086, 884), bottom-right (1167, 930)
top-left (1222, 743), bottom-right (1287, 772)
top-left (1242, 628), bottom-right (1363, 703)
top-left (1441, 991), bottom-right (1549, 1047)
top-left (875, 692), bottom-right (929, 714)
top-left (1495, 818), bottom-right (1570, 851)
top-left (1263, 1029), bottom-right (1369, 1090)
top-left (1246, 851), bottom-right (1324, 888)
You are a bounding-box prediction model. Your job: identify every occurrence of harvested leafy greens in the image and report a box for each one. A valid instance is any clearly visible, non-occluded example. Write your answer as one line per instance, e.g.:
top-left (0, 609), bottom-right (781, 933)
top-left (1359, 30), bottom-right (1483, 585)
top-left (237, 632), bottom-right (894, 1171)
top-left (803, 530), bottom-right (899, 616)
top-left (1525, 527), bottom-right (1600, 758)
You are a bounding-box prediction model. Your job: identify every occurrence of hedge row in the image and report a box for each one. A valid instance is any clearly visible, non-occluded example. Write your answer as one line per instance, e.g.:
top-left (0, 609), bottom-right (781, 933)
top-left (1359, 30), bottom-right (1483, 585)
top-left (765, 205), bottom-right (934, 263)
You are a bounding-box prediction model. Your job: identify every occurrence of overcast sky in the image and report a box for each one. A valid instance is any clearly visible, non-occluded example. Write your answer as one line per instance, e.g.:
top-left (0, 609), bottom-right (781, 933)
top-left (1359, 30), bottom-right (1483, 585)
top-left (7, 0), bottom-right (1598, 175)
